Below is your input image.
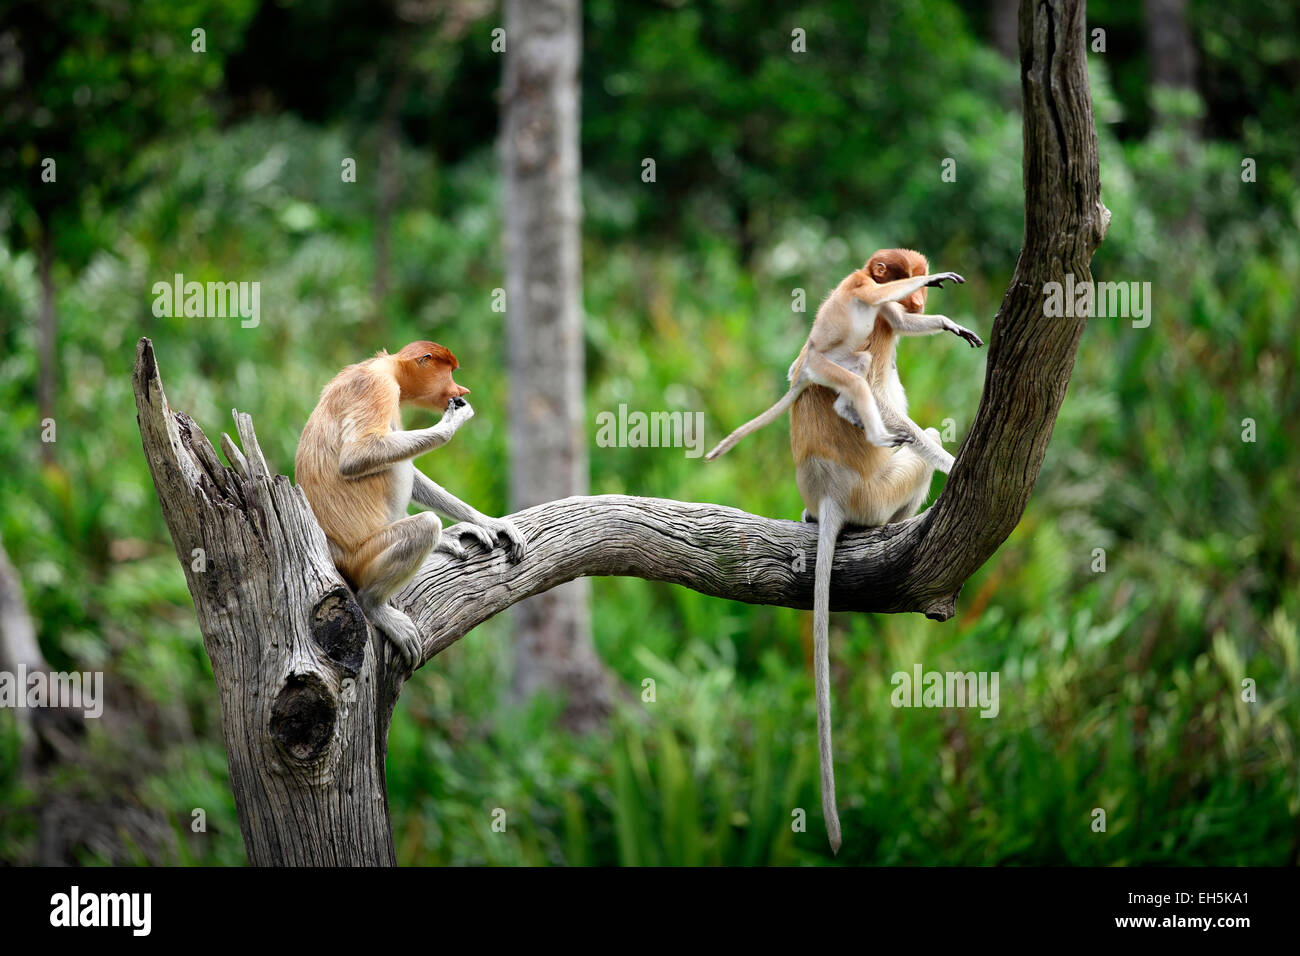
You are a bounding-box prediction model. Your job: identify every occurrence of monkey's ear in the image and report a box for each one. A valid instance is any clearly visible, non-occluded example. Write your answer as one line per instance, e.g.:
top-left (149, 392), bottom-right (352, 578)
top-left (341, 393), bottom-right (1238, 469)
top-left (416, 352), bottom-right (434, 367)
top-left (871, 261), bottom-right (889, 278)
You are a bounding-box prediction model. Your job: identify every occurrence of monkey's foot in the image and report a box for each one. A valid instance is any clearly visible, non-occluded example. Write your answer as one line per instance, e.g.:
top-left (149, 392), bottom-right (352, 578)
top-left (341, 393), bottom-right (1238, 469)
top-left (368, 604), bottom-right (422, 673)
top-left (434, 536), bottom-right (468, 560)
top-left (878, 430), bottom-right (913, 447)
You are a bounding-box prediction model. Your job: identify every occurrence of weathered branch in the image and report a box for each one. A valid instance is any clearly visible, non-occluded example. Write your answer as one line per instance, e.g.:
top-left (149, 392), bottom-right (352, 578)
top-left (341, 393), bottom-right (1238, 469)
top-left (398, 494), bottom-right (937, 659)
top-left (398, 0), bottom-right (1109, 646)
top-left (132, 0), bottom-right (1104, 865)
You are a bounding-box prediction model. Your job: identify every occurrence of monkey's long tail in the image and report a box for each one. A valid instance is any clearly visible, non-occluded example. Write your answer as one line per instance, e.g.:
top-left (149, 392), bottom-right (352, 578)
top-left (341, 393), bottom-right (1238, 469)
top-left (704, 383), bottom-right (806, 461)
top-left (813, 496), bottom-right (846, 855)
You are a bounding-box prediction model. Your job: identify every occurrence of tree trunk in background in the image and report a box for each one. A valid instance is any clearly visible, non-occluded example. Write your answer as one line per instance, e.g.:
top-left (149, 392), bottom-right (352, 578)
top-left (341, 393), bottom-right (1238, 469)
top-left (37, 221), bottom-right (55, 465)
top-left (991, 0), bottom-right (1019, 59)
top-left (0, 537), bottom-right (44, 740)
top-left (501, 0), bottom-right (609, 731)
top-left (373, 68), bottom-right (410, 337)
top-left (1143, 0), bottom-right (1200, 233)
top-left (1144, 0), bottom-right (1196, 94)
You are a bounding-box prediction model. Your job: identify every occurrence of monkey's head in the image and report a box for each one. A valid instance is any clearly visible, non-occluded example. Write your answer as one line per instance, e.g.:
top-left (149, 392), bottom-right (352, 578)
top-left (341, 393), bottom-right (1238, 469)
top-left (393, 340), bottom-right (470, 410)
top-left (865, 248), bottom-right (930, 313)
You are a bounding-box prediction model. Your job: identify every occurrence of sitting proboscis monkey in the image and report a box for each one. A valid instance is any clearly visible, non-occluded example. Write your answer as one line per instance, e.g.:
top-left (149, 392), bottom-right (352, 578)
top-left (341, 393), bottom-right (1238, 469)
top-left (295, 341), bottom-right (525, 671)
top-left (790, 247), bottom-right (984, 853)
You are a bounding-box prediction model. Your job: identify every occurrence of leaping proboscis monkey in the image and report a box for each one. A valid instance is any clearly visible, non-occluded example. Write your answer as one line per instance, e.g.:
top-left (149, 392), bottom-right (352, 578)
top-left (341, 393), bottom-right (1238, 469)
top-left (790, 247), bottom-right (984, 853)
top-left (295, 341), bottom-right (525, 672)
top-left (702, 256), bottom-right (966, 462)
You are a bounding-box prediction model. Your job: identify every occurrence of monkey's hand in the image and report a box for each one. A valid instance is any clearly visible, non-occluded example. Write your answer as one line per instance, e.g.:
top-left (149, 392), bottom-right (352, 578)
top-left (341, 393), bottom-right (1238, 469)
top-left (925, 272), bottom-right (965, 289)
top-left (441, 397), bottom-right (475, 431)
top-left (944, 320), bottom-right (984, 348)
top-left (480, 516), bottom-right (527, 563)
top-left (832, 392), bottom-right (910, 447)
top-left (438, 522), bottom-right (496, 558)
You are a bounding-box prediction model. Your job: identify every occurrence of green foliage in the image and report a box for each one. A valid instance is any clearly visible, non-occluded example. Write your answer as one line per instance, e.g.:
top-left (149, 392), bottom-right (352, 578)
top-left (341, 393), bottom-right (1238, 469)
top-left (0, 0), bottom-right (257, 255)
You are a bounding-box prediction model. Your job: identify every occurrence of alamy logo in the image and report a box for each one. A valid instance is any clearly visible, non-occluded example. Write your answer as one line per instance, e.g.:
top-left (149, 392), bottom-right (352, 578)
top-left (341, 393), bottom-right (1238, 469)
top-left (152, 273), bottom-right (261, 328)
top-left (594, 404), bottom-right (706, 458)
top-left (0, 665), bottom-right (103, 718)
top-left (890, 664), bottom-right (999, 718)
top-left (50, 886), bottom-right (151, 936)
top-left (1042, 273), bottom-right (1151, 328)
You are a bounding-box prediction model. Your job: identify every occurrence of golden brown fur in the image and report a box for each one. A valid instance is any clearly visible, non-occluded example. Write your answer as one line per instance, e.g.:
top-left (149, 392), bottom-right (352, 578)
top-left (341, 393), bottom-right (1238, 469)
top-left (786, 247), bottom-right (981, 855)
top-left (790, 249), bottom-right (936, 526)
top-left (293, 340), bottom-right (527, 672)
top-left (296, 342), bottom-right (466, 580)
top-left (705, 252), bottom-right (963, 462)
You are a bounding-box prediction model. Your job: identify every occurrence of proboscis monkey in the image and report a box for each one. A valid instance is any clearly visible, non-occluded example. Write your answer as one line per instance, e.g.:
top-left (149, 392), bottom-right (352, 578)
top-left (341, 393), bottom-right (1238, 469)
top-left (790, 247), bottom-right (984, 852)
top-left (295, 341), bottom-right (525, 671)
top-left (702, 257), bottom-right (966, 462)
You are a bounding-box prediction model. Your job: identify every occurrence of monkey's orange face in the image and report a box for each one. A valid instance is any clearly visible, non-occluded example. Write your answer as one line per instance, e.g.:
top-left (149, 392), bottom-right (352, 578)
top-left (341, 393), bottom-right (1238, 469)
top-left (866, 248), bottom-right (930, 314)
top-left (395, 340), bottom-right (470, 409)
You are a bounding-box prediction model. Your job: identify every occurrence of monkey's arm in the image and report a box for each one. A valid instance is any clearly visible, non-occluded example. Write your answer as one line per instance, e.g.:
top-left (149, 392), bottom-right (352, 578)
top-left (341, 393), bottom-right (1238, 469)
top-left (411, 470), bottom-right (526, 561)
top-left (828, 351), bottom-right (955, 472)
top-left (338, 401), bottom-right (474, 478)
top-left (885, 305), bottom-right (984, 348)
top-left (853, 271), bottom-right (964, 307)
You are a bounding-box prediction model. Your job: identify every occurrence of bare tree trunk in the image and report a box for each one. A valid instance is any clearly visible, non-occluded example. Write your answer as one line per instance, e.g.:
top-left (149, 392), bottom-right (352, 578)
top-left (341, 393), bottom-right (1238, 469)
top-left (0, 537), bottom-right (44, 739)
top-left (133, 342), bottom-right (399, 865)
top-left (1142, 0), bottom-right (1200, 231)
top-left (991, 0), bottom-right (1020, 59)
top-left (1144, 0), bottom-right (1197, 95)
top-left (500, 0), bottom-right (609, 731)
top-left (0, 535), bottom-right (86, 864)
top-left (131, 0), bottom-right (1103, 865)
top-left (373, 69), bottom-right (411, 335)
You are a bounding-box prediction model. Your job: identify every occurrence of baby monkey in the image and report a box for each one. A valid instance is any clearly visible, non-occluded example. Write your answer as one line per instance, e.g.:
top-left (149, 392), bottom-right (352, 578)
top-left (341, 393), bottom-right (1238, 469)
top-left (295, 342), bottom-right (525, 672)
top-left (703, 255), bottom-right (966, 462)
top-left (791, 247), bottom-right (984, 853)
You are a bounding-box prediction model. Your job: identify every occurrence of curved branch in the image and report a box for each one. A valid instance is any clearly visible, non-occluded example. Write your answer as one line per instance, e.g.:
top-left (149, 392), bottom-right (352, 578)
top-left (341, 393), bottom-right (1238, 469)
top-left (401, 0), bottom-right (1108, 663)
top-left (399, 496), bottom-right (935, 662)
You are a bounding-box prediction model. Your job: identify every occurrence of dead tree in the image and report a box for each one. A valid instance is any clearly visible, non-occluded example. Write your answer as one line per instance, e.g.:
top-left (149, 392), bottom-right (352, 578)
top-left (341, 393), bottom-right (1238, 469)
top-left (132, 0), bottom-right (1107, 865)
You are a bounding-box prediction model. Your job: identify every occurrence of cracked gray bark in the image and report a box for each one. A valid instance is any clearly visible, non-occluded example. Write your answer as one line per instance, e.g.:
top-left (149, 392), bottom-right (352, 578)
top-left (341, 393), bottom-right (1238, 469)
top-left (132, 0), bottom-right (1105, 865)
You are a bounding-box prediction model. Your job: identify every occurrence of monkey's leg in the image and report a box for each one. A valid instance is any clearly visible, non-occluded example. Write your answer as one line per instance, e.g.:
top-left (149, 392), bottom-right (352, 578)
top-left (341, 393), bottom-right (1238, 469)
top-left (876, 402), bottom-right (956, 474)
top-left (804, 350), bottom-right (910, 448)
top-left (827, 350), bottom-right (872, 429)
top-left (886, 430), bottom-right (943, 522)
top-left (349, 512), bottom-right (443, 670)
top-left (843, 436), bottom-right (939, 526)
